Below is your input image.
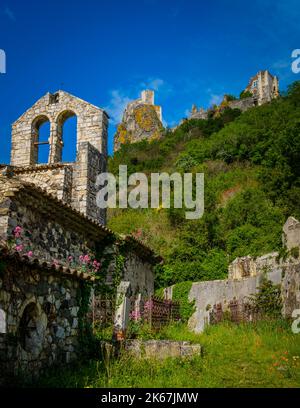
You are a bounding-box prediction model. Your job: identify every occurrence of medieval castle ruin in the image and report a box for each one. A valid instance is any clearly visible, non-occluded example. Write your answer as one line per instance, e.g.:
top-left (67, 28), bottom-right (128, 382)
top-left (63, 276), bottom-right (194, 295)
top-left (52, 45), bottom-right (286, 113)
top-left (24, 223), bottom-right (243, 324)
top-left (189, 70), bottom-right (279, 120)
top-left (114, 90), bottom-right (163, 151)
top-left (113, 70), bottom-right (279, 151)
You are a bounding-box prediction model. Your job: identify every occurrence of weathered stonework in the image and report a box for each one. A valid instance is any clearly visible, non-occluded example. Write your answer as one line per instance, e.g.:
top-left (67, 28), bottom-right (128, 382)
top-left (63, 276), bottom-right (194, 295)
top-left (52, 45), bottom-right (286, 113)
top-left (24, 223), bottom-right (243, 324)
top-left (0, 250), bottom-right (87, 384)
top-left (244, 70), bottom-right (279, 106)
top-left (124, 340), bottom-right (202, 360)
top-left (165, 218), bottom-right (300, 333)
top-left (11, 90), bottom-right (108, 166)
top-left (189, 70), bottom-right (279, 120)
top-left (0, 171), bottom-right (160, 381)
top-left (114, 90), bottom-right (163, 151)
top-left (283, 216), bottom-right (300, 250)
top-left (10, 90), bottom-right (108, 224)
top-left (0, 89), bottom-right (163, 383)
top-left (14, 164), bottom-right (73, 204)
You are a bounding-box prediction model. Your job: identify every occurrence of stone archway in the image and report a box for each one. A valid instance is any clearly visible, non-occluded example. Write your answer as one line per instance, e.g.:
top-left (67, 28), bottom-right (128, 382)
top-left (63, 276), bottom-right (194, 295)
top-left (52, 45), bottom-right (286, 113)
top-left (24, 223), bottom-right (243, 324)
top-left (18, 301), bottom-right (47, 358)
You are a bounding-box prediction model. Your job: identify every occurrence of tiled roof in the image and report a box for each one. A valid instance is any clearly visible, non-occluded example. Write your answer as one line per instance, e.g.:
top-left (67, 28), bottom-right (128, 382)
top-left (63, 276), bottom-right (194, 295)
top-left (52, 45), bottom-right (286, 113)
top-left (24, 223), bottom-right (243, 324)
top-left (0, 174), bottom-right (115, 239)
top-left (0, 173), bottom-right (162, 264)
top-left (0, 243), bottom-right (95, 282)
top-left (121, 234), bottom-right (163, 265)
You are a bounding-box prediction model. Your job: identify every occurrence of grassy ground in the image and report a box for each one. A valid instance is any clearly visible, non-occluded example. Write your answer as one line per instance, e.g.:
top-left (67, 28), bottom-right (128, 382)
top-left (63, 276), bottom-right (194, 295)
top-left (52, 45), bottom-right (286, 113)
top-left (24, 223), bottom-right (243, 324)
top-left (37, 319), bottom-right (300, 388)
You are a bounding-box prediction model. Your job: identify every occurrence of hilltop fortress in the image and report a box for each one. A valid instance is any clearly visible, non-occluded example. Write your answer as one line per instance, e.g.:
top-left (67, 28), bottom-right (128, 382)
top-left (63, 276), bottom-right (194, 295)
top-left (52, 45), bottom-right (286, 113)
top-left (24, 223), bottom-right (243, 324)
top-left (114, 90), bottom-right (163, 152)
top-left (114, 70), bottom-right (279, 151)
top-left (190, 69), bottom-right (279, 120)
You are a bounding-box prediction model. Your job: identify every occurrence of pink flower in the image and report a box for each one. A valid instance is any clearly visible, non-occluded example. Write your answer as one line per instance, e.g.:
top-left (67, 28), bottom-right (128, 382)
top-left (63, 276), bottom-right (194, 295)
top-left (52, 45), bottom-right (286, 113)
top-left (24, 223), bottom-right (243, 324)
top-left (27, 251), bottom-right (33, 257)
top-left (83, 255), bottom-right (91, 264)
top-left (144, 300), bottom-right (153, 311)
top-left (129, 310), bottom-right (141, 321)
top-left (68, 256), bottom-right (73, 262)
top-left (15, 244), bottom-right (23, 252)
top-left (13, 226), bottom-right (23, 238)
top-left (92, 260), bottom-right (101, 271)
top-left (79, 255), bottom-right (84, 262)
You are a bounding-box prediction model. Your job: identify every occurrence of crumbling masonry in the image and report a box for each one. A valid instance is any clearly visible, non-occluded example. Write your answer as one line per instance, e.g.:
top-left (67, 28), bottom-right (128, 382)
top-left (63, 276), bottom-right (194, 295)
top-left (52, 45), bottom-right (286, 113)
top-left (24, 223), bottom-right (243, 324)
top-left (0, 91), bottom-right (160, 383)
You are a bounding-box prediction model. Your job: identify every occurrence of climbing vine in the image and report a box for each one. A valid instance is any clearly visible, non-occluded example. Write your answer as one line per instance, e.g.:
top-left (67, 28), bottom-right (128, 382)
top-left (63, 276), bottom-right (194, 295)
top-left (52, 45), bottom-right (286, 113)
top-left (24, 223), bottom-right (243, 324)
top-left (172, 281), bottom-right (196, 322)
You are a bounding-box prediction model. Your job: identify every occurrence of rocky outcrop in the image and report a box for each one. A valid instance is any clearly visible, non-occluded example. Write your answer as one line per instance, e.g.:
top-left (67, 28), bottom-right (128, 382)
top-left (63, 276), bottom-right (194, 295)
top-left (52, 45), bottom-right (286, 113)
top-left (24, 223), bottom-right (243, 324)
top-left (114, 90), bottom-right (163, 151)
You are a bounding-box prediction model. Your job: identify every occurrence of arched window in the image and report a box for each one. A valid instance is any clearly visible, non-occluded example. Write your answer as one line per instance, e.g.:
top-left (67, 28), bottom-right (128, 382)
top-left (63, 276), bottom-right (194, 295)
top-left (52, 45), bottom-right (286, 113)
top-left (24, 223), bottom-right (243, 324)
top-left (57, 110), bottom-right (77, 163)
top-left (19, 302), bottom-right (46, 357)
top-left (32, 115), bottom-right (50, 164)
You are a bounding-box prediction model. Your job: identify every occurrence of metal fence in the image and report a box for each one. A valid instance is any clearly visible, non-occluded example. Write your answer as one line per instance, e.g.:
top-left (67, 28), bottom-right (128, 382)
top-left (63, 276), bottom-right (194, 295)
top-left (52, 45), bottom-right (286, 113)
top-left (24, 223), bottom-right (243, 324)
top-left (143, 296), bottom-right (181, 329)
top-left (89, 293), bottom-right (115, 327)
top-left (210, 299), bottom-right (260, 325)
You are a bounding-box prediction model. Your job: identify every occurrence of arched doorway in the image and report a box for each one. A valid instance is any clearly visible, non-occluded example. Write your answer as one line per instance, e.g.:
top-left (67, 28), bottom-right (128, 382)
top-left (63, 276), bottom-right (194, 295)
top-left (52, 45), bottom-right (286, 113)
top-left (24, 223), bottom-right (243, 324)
top-left (19, 302), bottom-right (47, 357)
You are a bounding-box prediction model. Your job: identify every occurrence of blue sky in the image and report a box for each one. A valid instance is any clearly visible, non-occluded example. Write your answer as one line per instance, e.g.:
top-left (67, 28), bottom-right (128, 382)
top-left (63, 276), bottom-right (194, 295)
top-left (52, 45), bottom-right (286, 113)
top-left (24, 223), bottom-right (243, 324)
top-left (0, 0), bottom-right (300, 163)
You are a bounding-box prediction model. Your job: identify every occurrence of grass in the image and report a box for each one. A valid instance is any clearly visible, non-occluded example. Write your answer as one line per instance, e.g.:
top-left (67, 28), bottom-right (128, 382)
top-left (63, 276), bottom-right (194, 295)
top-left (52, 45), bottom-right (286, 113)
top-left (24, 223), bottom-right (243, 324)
top-left (37, 319), bottom-right (300, 388)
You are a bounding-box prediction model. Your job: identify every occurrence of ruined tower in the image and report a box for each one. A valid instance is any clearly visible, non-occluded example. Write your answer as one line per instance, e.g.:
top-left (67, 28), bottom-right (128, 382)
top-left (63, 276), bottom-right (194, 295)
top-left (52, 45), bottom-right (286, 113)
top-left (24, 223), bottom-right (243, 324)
top-left (114, 89), bottom-right (163, 151)
top-left (244, 70), bottom-right (279, 105)
top-left (10, 90), bottom-right (109, 224)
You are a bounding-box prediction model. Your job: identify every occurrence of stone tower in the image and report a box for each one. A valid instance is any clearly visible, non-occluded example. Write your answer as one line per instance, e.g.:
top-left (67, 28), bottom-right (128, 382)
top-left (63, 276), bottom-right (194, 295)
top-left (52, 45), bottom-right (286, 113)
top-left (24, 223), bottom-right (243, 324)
top-left (114, 89), bottom-right (163, 151)
top-left (10, 90), bottom-right (109, 224)
top-left (244, 70), bottom-right (279, 105)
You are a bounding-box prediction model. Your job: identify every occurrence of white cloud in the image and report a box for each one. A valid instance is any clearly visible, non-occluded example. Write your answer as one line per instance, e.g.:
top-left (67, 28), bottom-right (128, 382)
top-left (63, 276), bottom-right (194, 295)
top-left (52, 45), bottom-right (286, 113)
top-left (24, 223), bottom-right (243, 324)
top-left (208, 93), bottom-right (223, 107)
top-left (184, 108), bottom-right (191, 117)
top-left (139, 77), bottom-right (173, 95)
top-left (105, 77), bottom-right (172, 125)
top-left (272, 60), bottom-right (289, 70)
top-left (4, 7), bottom-right (16, 21)
top-left (105, 90), bottom-right (132, 125)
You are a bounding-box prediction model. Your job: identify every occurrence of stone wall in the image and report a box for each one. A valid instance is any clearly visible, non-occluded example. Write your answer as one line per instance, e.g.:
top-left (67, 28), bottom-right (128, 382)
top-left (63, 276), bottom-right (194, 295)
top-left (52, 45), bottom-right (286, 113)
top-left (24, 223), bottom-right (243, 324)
top-left (227, 97), bottom-right (256, 112)
top-left (123, 251), bottom-right (155, 298)
top-left (283, 216), bottom-right (300, 250)
top-left (164, 218), bottom-right (300, 333)
top-left (9, 90), bottom-right (108, 225)
top-left (282, 261), bottom-right (300, 317)
top-left (14, 164), bottom-right (73, 204)
top-left (188, 268), bottom-right (282, 333)
top-left (0, 254), bottom-right (85, 383)
top-left (72, 142), bottom-right (106, 224)
top-left (11, 90), bottom-right (108, 167)
top-left (5, 196), bottom-right (96, 263)
top-left (228, 252), bottom-right (280, 280)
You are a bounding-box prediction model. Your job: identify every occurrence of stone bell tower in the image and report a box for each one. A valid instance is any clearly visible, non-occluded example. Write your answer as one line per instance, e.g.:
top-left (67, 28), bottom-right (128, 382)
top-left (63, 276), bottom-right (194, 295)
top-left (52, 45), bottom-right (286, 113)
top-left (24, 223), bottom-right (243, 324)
top-left (10, 90), bottom-right (109, 224)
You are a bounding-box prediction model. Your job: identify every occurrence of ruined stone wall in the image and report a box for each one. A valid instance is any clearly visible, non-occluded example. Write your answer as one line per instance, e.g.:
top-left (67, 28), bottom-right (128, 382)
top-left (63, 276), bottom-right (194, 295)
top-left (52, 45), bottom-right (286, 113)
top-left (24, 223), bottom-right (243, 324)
top-left (0, 259), bottom-right (83, 383)
top-left (187, 268), bottom-right (282, 333)
top-left (283, 216), bottom-right (300, 250)
top-left (228, 252), bottom-right (280, 280)
top-left (282, 261), bottom-right (300, 318)
top-left (227, 97), bottom-right (256, 112)
top-left (123, 251), bottom-right (155, 298)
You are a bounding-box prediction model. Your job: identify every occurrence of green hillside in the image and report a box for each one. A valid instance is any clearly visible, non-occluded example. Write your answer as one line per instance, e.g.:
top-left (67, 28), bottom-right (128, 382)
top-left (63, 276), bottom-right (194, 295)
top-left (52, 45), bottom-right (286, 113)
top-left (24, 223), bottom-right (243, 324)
top-left (108, 82), bottom-right (300, 288)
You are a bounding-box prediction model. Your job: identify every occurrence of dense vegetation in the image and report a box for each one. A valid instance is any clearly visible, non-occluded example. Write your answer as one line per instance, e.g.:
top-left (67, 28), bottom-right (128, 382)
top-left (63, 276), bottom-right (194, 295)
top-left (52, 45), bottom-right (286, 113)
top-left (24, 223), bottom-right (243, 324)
top-left (38, 320), bottom-right (300, 388)
top-left (108, 82), bottom-right (300, 288)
